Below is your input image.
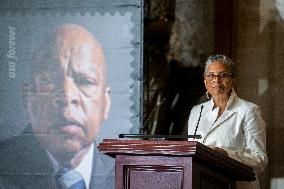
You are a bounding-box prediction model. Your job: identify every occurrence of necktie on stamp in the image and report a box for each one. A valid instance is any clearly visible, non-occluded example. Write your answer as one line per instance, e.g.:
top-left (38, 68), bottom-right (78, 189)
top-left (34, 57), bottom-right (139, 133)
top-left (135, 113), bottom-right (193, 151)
top-left (57, 167), bottom-right (87, 189)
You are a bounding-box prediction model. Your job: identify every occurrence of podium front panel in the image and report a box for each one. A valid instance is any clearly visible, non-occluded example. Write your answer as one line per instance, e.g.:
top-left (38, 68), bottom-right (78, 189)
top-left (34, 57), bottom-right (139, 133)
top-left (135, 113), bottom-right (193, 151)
top-left (116, 155), bottom-right (192, 189)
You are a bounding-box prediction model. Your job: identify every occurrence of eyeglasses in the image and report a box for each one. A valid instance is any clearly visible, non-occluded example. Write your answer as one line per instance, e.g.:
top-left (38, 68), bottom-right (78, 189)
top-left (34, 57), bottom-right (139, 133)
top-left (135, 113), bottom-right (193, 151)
top-left (204, 72), bottom-right (232, 81)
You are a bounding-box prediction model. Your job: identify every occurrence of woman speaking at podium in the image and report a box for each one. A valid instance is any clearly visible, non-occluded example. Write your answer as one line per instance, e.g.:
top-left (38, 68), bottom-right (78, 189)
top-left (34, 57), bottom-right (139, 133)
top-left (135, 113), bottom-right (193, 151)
top-left (188, 54), bottom-right (267, 189)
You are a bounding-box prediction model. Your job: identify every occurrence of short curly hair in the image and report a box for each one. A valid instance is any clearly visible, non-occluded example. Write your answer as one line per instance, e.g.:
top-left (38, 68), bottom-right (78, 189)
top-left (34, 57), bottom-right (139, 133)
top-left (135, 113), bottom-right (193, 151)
top-left (205, 54), bottom-right (234, 75)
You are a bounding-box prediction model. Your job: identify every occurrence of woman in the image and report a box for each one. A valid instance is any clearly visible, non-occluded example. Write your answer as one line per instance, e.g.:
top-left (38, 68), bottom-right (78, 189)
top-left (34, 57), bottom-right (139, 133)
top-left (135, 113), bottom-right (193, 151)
top-left (188, 54), bottom-right (267, 189)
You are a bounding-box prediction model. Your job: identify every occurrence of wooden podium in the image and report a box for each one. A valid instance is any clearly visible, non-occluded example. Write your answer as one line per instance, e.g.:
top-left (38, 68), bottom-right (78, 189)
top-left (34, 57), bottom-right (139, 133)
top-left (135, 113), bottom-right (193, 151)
top-left (98, 139), bottom-right (255, 189)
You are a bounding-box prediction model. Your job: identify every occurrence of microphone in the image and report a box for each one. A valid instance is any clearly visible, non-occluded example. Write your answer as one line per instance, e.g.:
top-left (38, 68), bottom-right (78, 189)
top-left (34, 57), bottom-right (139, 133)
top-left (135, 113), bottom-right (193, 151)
top-left (119, 97), bottom-right (202, 140)
top-left (140, 97), bottom-right (166, 134)
top-left (193, 105), bottom-right (204, 138)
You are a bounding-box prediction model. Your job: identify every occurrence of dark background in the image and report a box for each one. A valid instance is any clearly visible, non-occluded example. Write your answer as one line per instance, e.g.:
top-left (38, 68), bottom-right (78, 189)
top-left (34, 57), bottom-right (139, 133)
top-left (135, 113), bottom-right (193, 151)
top-left (143, 1), bottom-right (284, 188)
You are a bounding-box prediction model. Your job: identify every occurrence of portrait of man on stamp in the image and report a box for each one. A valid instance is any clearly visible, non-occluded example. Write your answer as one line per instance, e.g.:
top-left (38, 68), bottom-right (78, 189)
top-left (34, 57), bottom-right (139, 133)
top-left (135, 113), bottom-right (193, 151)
top-left (0, 4), bottom-right (142, 188)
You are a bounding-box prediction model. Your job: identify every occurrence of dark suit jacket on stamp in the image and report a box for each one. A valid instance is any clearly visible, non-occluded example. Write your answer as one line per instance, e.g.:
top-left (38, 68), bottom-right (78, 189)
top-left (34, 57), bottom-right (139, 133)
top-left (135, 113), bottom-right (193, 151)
top-left (0, 126), bottom-right (115, 189)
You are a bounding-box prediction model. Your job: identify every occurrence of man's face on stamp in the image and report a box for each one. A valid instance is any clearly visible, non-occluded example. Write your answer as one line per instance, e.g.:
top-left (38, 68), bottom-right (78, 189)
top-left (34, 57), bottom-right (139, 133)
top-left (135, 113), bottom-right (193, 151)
top-left (26, 24), bottom-right (110, 157)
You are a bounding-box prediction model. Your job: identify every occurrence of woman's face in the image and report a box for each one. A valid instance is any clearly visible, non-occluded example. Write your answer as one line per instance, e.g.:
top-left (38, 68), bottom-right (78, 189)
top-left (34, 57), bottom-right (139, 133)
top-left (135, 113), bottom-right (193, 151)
top-left (204, 61), bottom-right (233, 98)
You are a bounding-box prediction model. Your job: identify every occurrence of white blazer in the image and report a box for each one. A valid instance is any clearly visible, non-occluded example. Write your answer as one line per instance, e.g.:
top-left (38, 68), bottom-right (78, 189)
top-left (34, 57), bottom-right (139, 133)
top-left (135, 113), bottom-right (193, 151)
top-left (188, 90), bottom-right (267, 189)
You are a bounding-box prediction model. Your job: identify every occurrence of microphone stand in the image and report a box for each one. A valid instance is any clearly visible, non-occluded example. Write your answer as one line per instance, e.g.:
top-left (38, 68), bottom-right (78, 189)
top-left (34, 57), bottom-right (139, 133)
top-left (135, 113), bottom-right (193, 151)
top-left (193, 105), bottom-right (204, 138)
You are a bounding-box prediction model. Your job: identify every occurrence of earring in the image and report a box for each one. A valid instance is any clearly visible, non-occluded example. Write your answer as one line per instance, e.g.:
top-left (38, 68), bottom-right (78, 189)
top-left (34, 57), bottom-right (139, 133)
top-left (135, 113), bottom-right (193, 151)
top-left (206, 91), bottom-right (210, 99)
